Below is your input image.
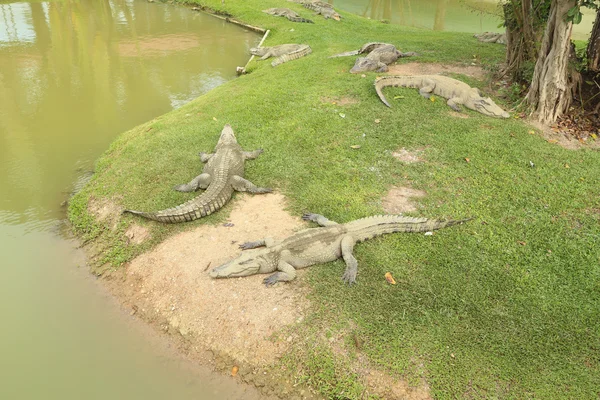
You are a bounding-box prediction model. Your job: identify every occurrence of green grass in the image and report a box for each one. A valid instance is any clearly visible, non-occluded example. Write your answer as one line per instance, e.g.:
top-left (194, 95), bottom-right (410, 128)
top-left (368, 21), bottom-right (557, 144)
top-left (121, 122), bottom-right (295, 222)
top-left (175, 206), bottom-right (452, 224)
top-left (69, 1), bottom-right (600, 398)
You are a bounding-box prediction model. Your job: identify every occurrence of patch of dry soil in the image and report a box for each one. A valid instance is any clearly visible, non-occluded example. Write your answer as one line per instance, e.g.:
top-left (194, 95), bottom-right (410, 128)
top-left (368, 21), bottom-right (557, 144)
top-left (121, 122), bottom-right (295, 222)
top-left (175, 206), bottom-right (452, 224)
top-left (392, 147), bottom-right (425, 163)
top-left (120, 193), bottom-right (310, 365)
top-left (320, 96), bottom-right (359, 105)
top-left (125, 224), bottom-right (150, 245)
top-left (387, 62), bottom-right (486, 79)
top-left (382, 187), bottom-right (426, 213)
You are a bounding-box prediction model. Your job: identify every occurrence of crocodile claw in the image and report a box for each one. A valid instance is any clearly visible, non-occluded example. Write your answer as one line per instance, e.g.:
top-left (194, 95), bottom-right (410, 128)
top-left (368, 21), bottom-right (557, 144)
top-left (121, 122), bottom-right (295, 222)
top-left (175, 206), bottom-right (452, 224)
top-left (341, 270), bottom-right (357, 286)
top-left (263, 274), bottom-right (279, 287)
top-left (302, 213), bottom-right (318, 222)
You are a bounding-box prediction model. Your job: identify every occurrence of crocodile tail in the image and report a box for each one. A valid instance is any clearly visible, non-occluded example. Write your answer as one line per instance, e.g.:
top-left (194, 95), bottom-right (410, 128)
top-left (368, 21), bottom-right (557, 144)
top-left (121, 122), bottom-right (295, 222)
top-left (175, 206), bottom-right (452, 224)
top-left (346, 215), bottom-right (472, 242)
top-left (286, 15), bottom-right (314, 23)
top-left (374, 76), bottom-right (414, 108)
top-left (271, 45), bottom-right (312, 66)
top-left (122, 209), bottom-right (178, 223)
top-left (374, 77), bottom-right (393, 107)
top-left (328, 50), bottom-right (360, 58)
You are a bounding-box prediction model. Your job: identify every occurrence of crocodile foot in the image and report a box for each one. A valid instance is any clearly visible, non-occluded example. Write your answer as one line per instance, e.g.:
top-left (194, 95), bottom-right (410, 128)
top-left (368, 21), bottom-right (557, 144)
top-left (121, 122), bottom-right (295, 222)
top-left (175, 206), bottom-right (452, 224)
top-left (341, 269), bottom-right (357, 285)
top-left (263, 274), bottom-right (280, 287)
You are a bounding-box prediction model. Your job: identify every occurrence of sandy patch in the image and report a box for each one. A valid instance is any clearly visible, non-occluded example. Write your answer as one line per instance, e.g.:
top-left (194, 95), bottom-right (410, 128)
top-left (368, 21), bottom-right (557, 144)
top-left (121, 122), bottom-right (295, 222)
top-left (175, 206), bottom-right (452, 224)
top-left (382, 187), bottom-right (426, 213)
top-left (364, 367), bottom-right (431, 400)
top-left (529, 119), bottom-right (600, 150)
top-left (125, 224), bottom-right (150, 245)
top-left (387, 62), bottom-right (486, 79)
top-left (320, 96), bottom-right (360, 105)
top-left (88, 196), bottom-right (122, 230)
top-left (122, 193), bottom-right (309, 365)
top-left (392, 147), bottom-right (425, 163)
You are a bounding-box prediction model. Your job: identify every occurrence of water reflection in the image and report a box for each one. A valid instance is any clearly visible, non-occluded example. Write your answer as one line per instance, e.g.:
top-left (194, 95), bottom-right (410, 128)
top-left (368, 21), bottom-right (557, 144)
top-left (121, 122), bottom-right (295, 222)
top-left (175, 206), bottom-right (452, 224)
top-left (0, 0), bottom-right (257, 224)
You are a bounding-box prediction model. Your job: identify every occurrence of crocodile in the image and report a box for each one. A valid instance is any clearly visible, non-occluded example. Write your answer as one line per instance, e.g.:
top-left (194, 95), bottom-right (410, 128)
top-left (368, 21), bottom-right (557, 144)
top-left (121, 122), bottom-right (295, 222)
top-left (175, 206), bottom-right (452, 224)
top-left (123, 124), bottom-right (272, 223)
top-left (210, 213), bottom-right (470, 286)
top-left (474, 32), bottom-right (506, 44)
top-left (329, 42), bottom-right (391, 58)
top-left (289, 0), bottom-right (341, 20)
top-left (329, 42), bottom-right (417, 73)
top-left (250, 44), bottom-right (312, 66)
top-left (375, 75), bottom-right (510, 118)
top-left (262, 8), bottom-right (313, 23)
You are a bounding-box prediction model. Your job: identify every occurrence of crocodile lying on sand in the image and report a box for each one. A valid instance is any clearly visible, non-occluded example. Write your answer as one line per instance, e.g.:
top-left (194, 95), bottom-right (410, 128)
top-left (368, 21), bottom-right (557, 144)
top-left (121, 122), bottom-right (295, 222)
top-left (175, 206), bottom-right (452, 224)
top-left (474, 32), bottom-right (506, 44)
top-left (289, 0), bottom-right (341, 20)
top-left (210, 213), bottom-right (470, 285)
top-left (375, 75), bottom-right (510, 118)
top-left (262, 8), bottom-right (313, 23)
top-left (123, 125), bottom-right (272, 223)
top-left (330, 42), bottom-right (417, 73)
top-left (250, 44), bottom-right (312, 67)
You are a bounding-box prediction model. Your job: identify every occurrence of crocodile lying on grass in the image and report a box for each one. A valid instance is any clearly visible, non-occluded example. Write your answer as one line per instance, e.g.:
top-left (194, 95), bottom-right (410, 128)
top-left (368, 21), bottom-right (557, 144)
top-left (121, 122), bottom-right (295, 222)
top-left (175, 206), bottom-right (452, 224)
top-left (210, 213), bottom-right (470, 286)
top-left (250, 44), bottom-right (312, 67)
top-left (123, 125), bottom-right (271, 223)
top-left (474, 32), bottom-right (506, 44)
top-left (289, 0), bottom-right (341, 20)
top-left (375, 75), bottom-right (510, 118)
top-left (262, 8), bottom-right (313, 23)
top-left (330, 42), bottom-right (417, 73)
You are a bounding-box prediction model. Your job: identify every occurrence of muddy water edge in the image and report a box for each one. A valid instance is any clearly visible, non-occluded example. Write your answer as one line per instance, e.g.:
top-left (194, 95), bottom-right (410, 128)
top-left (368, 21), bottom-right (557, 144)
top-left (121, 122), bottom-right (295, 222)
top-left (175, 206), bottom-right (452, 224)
top-left (0, 0), bottom-right (266, 398)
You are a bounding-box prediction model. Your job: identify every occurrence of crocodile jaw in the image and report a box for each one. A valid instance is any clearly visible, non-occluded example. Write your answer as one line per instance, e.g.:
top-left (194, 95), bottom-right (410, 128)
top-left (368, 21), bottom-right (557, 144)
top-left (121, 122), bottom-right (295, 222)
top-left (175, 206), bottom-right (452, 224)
top-left (210, 254), bottom-right (262, 278)
top-left (472, 98), bottom-right (510, 118)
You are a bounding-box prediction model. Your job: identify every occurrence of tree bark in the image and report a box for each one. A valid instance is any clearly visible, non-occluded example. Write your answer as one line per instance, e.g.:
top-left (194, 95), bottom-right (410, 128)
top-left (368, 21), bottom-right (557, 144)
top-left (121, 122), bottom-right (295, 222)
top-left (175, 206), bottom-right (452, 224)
top-left (524, 0), bottom-right (576, 124)
top-left (587, 7), bottom-right (600, 72)
top-left (503, 0), bottom-right (539, 81)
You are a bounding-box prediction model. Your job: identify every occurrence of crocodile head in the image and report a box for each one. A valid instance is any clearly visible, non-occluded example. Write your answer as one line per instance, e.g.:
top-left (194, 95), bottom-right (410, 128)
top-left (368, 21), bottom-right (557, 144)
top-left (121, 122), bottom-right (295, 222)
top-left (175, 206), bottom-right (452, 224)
top-left (469, 90), bottom-right (510, 118)
top-left (249, 47), bottom-right (266, 56)
top-left (215, 124), bottom-right (238, 147)
top-left (350, 57), bottom-right (387, 74)
top-left (209, 251), bottom-right (266, 278)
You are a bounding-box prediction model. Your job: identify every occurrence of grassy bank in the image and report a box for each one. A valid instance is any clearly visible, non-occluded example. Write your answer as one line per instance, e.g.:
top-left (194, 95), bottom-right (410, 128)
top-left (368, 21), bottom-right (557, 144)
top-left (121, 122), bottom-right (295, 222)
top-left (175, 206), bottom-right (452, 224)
top-left (69, 0), bottom-right (600, 398)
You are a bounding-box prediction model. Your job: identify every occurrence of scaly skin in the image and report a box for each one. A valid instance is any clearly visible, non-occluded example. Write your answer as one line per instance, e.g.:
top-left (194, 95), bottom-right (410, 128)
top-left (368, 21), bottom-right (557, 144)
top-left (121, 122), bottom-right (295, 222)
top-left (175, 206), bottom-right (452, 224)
top-left (250, 44), bottom-right (307, 60)
top-left (349, 44), bottom-right (417, 73)
top-left (123, 125), bottom-right (271, 223)
top-left (271, 45), bottom-right (312, 66)
top-left (375, 75), bottom-right (510, 118)
top-left (329, 42), bottom-right (390, 58)
top-left (262, 8), bottom-right (314, 23)
top-left (289, 0), bottom-right (341, 20)
top-left (210, 213), bottom-right (470, 286)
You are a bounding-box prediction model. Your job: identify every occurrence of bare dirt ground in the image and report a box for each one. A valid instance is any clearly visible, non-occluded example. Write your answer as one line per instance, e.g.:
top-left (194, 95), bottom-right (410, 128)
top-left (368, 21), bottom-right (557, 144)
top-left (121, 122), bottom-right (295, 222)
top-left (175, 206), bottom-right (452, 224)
top-left (387, 62), bottom-right (486, 78)
top-left (382, 186), bottom-right (427, 214)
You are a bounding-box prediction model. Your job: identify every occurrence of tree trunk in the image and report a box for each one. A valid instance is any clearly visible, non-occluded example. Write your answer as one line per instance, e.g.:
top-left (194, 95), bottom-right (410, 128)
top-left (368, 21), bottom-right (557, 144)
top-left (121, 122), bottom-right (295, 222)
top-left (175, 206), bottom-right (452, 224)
top-left (587, 7), bottom-right (600, 72)
top-left (524, 0), bottom-right (576, 124)
top-left (503, 0), bottom-right (539, 82)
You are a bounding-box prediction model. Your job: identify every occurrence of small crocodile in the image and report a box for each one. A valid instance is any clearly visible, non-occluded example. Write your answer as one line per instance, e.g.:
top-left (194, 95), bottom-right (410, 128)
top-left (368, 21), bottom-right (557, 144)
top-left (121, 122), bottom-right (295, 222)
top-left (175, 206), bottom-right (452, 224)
top-left (474, 32), bottom-right (506, 44)
top-left (210, 213), bottom-right (469, 285)
top-left (123, 125), bottom-right (272, 223)
top-left (375, 75), bottom-right (510, 118)
top-left (262, 8), bottom-right (313, 23)
top-left (329, 43), bottom-right (417, 73)
top-left (250, 44), bottom-right (312, 67)
top-left (329, 42), bottom-right (390, 58)
top-left (289, 0), bottom-right (341, 20)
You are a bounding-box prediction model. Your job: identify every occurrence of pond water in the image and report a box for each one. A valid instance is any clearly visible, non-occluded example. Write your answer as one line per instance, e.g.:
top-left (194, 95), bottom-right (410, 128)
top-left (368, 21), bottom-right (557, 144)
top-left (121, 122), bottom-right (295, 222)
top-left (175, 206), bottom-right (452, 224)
top-left (331, 0), bottom-right (595, 40)
top-left (0, 0), bottom-right (261, 398)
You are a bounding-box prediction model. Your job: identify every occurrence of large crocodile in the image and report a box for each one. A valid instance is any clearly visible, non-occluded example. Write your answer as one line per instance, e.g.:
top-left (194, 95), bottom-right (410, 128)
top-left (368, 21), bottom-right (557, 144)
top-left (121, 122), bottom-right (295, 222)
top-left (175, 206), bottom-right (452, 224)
top-left (474, 32), bottom-right (506, 44)
top-left (262, 8), bottom-right (313, 23)
top-left (330, 43), bottom-right (417, 73)
top-left (375, 75), bottom-right (510, 118)
top-left (250, 44), bottom-right (312, 67)
top-left (289, 0), bottom-right (341, 20)
top-left (210, 213), bottom-right (469, 285)
top-left (123, 125), bottom-right (272, 223)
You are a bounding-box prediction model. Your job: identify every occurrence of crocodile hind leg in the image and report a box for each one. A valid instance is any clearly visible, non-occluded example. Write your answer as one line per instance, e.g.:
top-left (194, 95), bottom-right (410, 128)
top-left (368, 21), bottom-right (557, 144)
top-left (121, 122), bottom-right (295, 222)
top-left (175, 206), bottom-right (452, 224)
top-left (242, 149), bottom-right (264, 160)
top-left (264, 260), bottom-right (297, 286)
top-left (259, 51), bottom-right (273, 60)
top-left (418, 79), bottom-right (436, 98)
top-left (446, 98), bottom-right (463, 112)
top-left (302, 213), bottom-right (339, 226)
top-left (340, 235), bottom-right (358, 285)
top-left (231, 176), bottom-right (272, 194)
top-left (239, 237), bottom-right (276, 250)
top-left (173, 173), bottom-right (212, 192)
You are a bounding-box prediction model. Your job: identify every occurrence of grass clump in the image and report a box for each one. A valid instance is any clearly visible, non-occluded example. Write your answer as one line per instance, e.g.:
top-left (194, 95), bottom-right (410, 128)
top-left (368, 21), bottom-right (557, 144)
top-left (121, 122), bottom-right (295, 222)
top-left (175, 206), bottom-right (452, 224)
top-left (69, 0), bottom-right (600, 398)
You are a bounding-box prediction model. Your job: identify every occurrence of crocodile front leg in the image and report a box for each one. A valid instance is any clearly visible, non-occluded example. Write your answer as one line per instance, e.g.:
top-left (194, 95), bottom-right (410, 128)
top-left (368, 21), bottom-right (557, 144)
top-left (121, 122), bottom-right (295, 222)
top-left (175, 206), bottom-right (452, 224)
top-left (259, 51), bottom-right (273, 60)
top-left (264, 260), bottom-right (297, 286)
top-left (231, 176), bottom-right (272, 194)
top-left (302, 213), bottom-right (339, 226)
top-left (418, 79), bottom-right (436, 98)
top-left (173, 173), bottom-right (212, 192)
top-left (239, 237), bottom-right (276, 250)
top-left (446, 98), bottom-right (463, 112)
top-left (340, 235), bottom-right (358, 285)
top-left (242, 149), bottom-right (264, 160)
top-left (198, 152), bottom-right (214, 163)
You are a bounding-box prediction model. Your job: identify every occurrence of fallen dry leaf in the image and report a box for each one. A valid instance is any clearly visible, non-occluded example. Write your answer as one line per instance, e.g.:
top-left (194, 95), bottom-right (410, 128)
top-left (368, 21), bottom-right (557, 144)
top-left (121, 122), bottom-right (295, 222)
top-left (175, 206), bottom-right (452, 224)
top-left (528, 130), bottom-right (535, 135)
top-left (517, 241), bottom-right (526, 246)
top-left (212, 117), bottom-right (218, 121)
top-left (374, 119), bottom-right (380, 124)
top-left (430, 96), bottom-right (435, 102)
top-left (547, 139), bottom-right (558, 144)
top-left (464, 157), bottom-right (471, 163)
top-left (564, 164), bottom-right (570, 168)
top-left (350, 145), bottom-right (361, 149)
top-left (384, 272), bottom-right (396, 285)
top-left (231, 366), bottom-right (239, 377)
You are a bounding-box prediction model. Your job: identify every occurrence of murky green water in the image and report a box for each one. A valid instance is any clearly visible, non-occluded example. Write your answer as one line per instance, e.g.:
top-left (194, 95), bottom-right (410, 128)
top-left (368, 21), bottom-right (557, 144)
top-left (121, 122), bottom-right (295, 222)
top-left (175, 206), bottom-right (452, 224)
top-left (0, 0), bottom-right (260, 398)
top-left (332, 0), bottom-right (595, 40)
